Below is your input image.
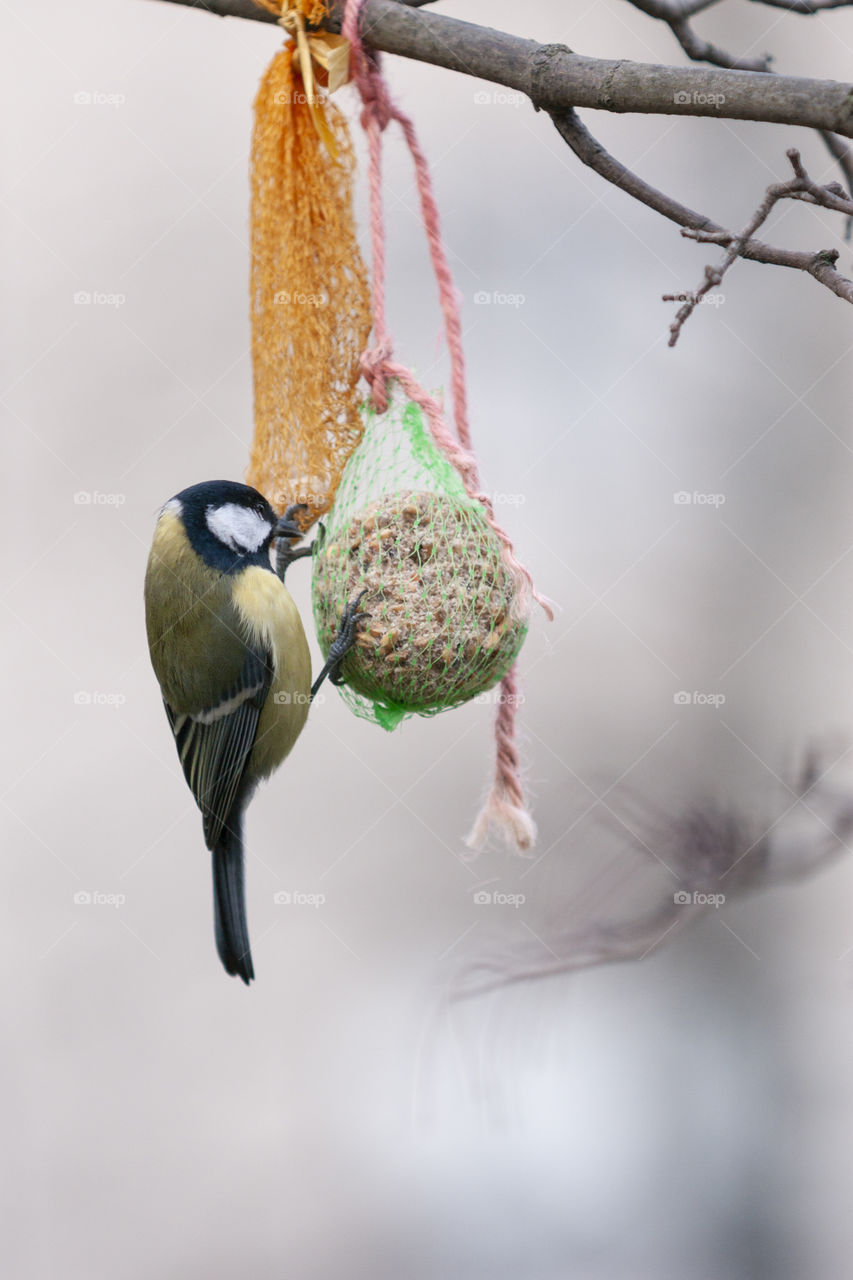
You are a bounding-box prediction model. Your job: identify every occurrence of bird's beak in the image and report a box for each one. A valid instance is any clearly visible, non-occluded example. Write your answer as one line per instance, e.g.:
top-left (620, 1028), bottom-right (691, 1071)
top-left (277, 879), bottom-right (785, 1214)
top-left (273, 503), bottom-right (309, 541)
top-left (273, 517), bottom-right (303, 541)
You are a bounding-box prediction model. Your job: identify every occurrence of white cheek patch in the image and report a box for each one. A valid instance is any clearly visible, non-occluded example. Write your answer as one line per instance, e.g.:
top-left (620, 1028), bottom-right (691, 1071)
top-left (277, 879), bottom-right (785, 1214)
top-left (205, 503), bottom-right (272, 553)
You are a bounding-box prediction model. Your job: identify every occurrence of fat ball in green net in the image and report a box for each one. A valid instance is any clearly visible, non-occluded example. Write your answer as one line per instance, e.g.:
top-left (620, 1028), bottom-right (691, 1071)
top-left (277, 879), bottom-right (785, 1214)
top-left (311, 398), bottom-right (530, 730)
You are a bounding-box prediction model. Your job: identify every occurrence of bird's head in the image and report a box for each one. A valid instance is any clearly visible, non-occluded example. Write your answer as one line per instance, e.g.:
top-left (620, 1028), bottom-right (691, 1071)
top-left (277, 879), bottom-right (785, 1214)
top-left (164, 480), bottom-right (304, 572)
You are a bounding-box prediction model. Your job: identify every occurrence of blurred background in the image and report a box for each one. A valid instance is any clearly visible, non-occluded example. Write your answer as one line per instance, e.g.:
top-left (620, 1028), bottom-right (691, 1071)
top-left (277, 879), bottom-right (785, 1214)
top-left (4, 1), bottom-right (853, 1275)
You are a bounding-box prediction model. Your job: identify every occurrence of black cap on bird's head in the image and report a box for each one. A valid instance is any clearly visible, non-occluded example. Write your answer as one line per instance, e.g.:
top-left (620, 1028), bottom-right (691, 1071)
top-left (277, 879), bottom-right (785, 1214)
top-left (165, 480), bottom-right (304, 573)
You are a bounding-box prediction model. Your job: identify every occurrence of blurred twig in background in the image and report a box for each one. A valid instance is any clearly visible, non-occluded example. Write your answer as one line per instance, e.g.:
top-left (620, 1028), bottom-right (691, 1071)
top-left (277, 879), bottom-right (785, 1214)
top-left (449, 748), bottom-right (853, 999)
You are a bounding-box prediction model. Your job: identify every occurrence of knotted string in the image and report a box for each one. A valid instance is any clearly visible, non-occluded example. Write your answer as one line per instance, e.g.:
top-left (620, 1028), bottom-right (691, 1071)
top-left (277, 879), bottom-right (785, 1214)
top-left (343, 0), bottom-right (553, 852)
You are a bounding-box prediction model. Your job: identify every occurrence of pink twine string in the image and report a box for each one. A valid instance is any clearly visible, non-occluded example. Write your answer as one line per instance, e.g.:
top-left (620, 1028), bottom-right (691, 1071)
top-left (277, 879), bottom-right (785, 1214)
top-left (342, 0), bottom-right (551, 852)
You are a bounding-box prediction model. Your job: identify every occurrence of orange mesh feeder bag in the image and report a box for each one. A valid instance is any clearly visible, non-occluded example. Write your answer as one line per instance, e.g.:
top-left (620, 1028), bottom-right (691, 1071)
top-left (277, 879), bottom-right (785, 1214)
top-left (247, 2), bottom-right (371, 526)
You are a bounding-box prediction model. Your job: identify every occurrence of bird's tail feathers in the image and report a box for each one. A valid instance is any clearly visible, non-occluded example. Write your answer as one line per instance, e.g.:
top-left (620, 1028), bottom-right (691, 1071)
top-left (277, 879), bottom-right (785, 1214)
top-left (212, 817), bottom-right (254, 985)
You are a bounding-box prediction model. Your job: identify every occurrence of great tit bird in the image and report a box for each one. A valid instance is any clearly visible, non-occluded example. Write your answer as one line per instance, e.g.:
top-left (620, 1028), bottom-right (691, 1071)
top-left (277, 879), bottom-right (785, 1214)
top-left (144, 480), bottom-right (364, 985)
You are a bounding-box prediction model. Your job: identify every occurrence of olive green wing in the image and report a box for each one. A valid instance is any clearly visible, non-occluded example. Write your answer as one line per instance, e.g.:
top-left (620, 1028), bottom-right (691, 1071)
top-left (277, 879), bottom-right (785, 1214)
top-left (164, 641), bottom-right (273, 851)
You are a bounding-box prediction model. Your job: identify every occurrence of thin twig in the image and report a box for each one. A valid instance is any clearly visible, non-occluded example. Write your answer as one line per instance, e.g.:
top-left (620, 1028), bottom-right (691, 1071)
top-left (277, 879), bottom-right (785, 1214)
top-left (750, 0), bottom-right (853, 10)
top-left (664, 148), bottom-right (853, 343)
top-left (550, 111), bottom-right (853, 334)
top-left (627, 0), bottom-right (771, 70)
top-left (623, 0), bottom-right (852, 232)
top-left (819, 131), bottom-right (853, 239)
top-left (622, 0), bottom-right (723, 15)
top-left (669, 15), bottom-right (771, 70)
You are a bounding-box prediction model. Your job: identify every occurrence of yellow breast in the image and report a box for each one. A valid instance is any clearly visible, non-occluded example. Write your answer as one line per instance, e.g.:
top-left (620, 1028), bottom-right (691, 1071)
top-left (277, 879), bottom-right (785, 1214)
top-left (232, 567), bottom-right (312, 777)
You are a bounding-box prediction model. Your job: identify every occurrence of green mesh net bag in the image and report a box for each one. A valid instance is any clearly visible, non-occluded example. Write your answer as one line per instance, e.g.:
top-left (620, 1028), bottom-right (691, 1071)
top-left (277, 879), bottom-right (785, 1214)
top-left (311, 398), bottom-right (531, 731)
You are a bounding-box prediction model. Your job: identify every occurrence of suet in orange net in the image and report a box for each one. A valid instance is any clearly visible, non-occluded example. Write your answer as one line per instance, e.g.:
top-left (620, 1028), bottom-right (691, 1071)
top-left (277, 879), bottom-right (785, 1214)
top-left (247, 1), bottom-right (372, 529)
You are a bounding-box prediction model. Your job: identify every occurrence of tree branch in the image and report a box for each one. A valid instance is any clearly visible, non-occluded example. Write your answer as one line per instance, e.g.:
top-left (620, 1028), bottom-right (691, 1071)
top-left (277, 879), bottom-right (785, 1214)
top-left (821, 130), bottom-right (853, 195)
top-left (621, 0), bottom-right (853, 216)
top-left (667, 15), bottom-right (770, 71)
top-left (550, 109), bottom-right (853, 336)
top-left (665, 148), bottom-right (853, 342)
top-left (624, 0), bottom-right (723, 17)
top-left (145, 0), bottom-right (853, 332)
top-left (820, 131), bottom-right (853, 239)
top-left (170, 0), bottom-right (278, 21)
top-left (750, 0), bottom-right (853, 10)
top-left (144, 0), bottom-right (853, 138)
top-left (626, 0), bottom-right (771, 70)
